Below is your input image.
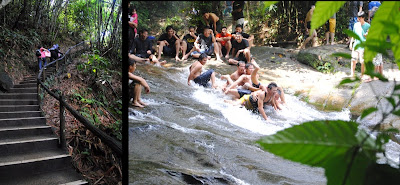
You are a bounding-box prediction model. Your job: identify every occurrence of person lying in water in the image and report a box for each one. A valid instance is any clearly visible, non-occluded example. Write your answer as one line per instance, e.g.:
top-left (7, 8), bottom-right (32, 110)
top-left (224, 61), bottom-right (286, 108)
top-left (225, 82), bottom-right (279, 120)
top-left (188, 53), bottom-right (218, 88)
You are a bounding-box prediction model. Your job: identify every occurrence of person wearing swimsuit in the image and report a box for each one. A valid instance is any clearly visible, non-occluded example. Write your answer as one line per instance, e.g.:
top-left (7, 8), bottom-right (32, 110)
top-left (237, 82), bottom-right (277, 120)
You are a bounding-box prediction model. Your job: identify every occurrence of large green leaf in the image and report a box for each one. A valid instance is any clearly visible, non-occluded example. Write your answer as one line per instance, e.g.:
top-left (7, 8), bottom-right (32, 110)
top-left (364, 1), bottom-right (400, 66)
top-left (311, 1), bottom-right (346, 30)
top-left (256, 120), bottom-right (377, 167)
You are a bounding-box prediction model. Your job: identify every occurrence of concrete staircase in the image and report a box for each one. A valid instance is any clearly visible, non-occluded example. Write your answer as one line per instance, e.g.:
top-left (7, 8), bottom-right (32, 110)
top-left (0, 74), bottom-right (87, 184)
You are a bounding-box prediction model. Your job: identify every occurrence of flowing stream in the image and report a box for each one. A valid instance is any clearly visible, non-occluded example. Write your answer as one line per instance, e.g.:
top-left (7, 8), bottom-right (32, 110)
top-left (129, 47), bottom-right (400, 185)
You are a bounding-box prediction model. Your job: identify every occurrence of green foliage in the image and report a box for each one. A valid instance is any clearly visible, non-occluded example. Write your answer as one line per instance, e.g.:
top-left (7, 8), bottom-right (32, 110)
top-left (316, 62), bottom-right (334, 73)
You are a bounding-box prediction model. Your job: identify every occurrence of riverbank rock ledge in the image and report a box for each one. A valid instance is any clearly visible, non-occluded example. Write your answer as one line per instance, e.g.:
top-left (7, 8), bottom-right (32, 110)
top-left (296, 45), bottom-right (351, 73)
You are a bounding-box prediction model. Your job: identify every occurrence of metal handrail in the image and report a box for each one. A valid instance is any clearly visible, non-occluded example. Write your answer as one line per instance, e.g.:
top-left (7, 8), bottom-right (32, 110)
top-left (36, 41), bottom-right (122, 156)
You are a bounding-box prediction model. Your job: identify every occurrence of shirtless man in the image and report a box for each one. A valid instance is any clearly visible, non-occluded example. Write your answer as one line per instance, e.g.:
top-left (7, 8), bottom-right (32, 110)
top-left (220, 61), bottom-right (246, 88)
top-left (203, 12), bottom-right (222, 35)
top-left (188, 53), bottom-right (217, 88)
top-left (225, 83), bottom-right (278, 120)
top-left (223, 63), bottom-right (256, 98)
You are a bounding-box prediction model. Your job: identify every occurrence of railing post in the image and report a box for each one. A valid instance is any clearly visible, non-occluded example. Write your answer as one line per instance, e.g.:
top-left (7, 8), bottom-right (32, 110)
top-left (37, 81), bottom-right (41, 107)
top-left (59, 93), bottom-right (66, 148)
top-left (42, 64), bottom-right (46, 81)
top-left (56, 60), bottom-right (59, 71)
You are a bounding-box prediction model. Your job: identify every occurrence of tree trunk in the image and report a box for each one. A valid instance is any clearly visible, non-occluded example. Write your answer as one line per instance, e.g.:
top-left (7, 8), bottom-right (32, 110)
top-left (246, 1), bottom-right (250, 30)
top-left (101, 0), bottom-right (116, 47)
top-left (12, 0), bottom-right (27, 29)
top-left (109, 4), bottom-right (121, 48)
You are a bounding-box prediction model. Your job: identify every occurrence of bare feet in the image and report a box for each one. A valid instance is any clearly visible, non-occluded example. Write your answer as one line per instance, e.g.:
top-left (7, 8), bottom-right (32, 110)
top-left (212, 84), bottom-right (218, 89)
top-left (207, 56), bottom-right (211, 60)
top-left (132, 101), bottom-right (144, 108)
top-left (175, 56), bottom-right (181, 62)
top-left (216, 57), bottom-right (224, 63)
top-left (225, 55), bottom-right (229, 59)
top-left (138, 100), bottom-right (147, 106)
top-left (362, 76), bottom-right (372, 83)
top-left (160, 60), bottom-right (167, 66)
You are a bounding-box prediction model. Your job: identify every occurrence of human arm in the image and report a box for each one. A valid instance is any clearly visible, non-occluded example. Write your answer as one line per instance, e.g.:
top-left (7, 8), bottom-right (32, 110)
top-left (128, 72), bottom-right (150, 93)
top-left (257, 91), bottom-right (268, 120)
top-left (187, 64), bottom-right (201, 86)
top-left (349, 37), bottom-right (354, 50)
top-left (211, 14), bottom-right (219, 34)
top-left (224, 75), bottom-right (246, 93)
top-left (236, 41), bottom-right (250, 57)
top-left (211, 30), bottom-right (216, 43)
top-left (157, 34), bottom-right (169, 46)
top-left (278, 87), bottom-right (285, 104)
top-left (172, 31), bottom-right (180, 41)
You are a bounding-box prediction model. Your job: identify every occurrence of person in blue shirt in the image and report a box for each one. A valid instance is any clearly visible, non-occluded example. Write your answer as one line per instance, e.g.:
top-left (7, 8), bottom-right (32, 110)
top-left (368, 1), bottom-right (381, 23)
top-left (349, 11), bottom-right (370, 81)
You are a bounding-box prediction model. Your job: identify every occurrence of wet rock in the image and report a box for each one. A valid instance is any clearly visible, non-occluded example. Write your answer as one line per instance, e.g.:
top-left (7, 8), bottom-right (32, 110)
top-left (0, 70), bottom-right (13, 92)
top-left (296, 45), bottom-right (351, 73)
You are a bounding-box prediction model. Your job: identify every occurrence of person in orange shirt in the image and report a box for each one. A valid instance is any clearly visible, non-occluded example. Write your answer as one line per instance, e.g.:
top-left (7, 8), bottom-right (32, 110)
top-left (216, 26), bottom-right (232, 59)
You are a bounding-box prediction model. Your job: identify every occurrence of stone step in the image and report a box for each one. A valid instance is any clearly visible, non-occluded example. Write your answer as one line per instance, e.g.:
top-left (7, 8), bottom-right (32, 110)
top-left (0, 99), bottom-right (38, 105)
top-left (0, 168), bottom-right (87, 185)
top-left (0, 105), bottom-right (40, 112)
top-left (0, 116), bottom-right (46, 129)
top-left (0, 111), bottom-right (42, 120)
top-left (0, 117), bottom-right (46, 131)
top-left (0, 93), bottom-right (37, 100)
top-left (0, 148), bottom-right (66, 164)
top-left (9, 87), bottom-right (37, 93)
top-left (20, 80), bottom-right (37, 84)
top-left (13, 83), bottom-right (37, 88)
top-left (0, 137), bottom-right (59, 157)
top-left (0, 134), bottom-right (57, 146)
top-left (0, 125), bottom-right (53, 141)
top-left (0, 155), bottom-right (84, 183)
top-left (23, 77), bottom-right (37, 80)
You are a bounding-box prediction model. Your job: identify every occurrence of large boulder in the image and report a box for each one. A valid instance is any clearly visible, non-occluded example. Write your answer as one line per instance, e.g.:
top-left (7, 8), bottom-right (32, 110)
top-left (0, 70), bottom-right (13, 92)
top-left (296, 45), bottom-right (352, 73)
